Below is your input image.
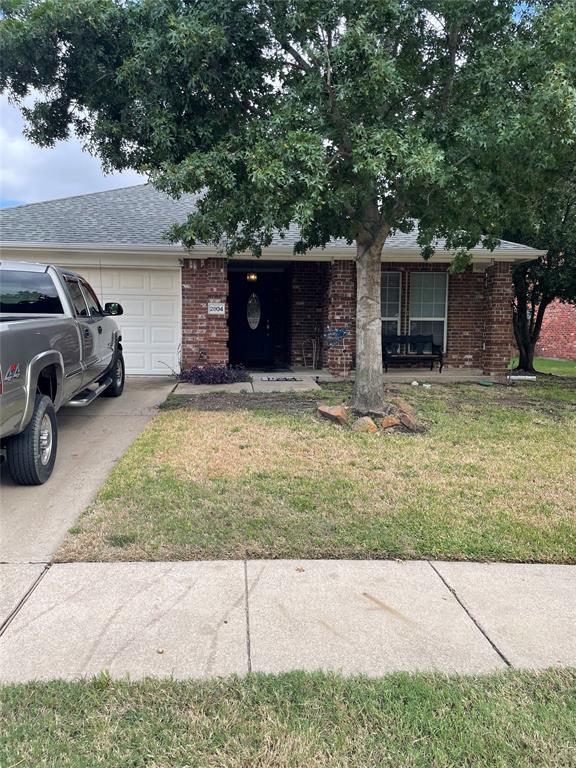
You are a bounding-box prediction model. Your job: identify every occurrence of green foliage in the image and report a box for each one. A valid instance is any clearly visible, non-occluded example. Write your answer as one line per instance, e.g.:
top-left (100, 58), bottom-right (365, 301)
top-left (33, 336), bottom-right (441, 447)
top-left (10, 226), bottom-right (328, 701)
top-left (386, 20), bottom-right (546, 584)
top-left (505, 174), bottom-right (576, 368)
top-left (1, 0), bottom-right (575, 257)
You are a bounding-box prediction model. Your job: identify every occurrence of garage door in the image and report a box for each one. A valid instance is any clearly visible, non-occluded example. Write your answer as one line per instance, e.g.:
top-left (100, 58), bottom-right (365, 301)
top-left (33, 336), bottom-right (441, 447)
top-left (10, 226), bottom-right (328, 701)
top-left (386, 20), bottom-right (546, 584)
top-left (75, 267), bottom-right (181, 375)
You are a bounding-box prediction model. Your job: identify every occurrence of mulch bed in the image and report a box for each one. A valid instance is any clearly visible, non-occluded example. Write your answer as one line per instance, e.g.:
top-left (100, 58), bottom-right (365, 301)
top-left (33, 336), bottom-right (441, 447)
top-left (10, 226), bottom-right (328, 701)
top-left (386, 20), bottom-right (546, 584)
top-left (162, 391), bottom-right (323, 416)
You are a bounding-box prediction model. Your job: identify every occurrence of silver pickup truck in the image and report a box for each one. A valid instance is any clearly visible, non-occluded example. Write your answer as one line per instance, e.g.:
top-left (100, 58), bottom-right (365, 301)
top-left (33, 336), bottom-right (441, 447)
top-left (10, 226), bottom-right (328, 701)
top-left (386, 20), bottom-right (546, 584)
top-left (0, 261), bottom-right (125, 485)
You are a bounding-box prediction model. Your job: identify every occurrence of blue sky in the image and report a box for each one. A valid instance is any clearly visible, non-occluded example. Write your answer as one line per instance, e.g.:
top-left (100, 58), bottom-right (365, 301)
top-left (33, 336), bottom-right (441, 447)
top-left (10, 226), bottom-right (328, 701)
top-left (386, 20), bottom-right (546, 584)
top-left (0, 95), bottom-right (145, 208)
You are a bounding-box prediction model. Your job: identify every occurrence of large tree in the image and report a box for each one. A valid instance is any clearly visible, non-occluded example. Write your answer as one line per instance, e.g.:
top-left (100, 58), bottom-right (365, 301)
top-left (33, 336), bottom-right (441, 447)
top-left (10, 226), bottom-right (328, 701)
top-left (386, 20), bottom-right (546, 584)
top-left (508, 177), bottom-right (576, 371)
top-left (2, 0), bottom-right (576, 411)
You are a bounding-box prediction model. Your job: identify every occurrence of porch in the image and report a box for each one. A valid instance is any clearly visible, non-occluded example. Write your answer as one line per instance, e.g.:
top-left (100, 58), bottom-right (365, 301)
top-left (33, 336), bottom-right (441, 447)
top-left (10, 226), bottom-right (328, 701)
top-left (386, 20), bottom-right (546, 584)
top-left (180, 258), bottom-right (514, 377)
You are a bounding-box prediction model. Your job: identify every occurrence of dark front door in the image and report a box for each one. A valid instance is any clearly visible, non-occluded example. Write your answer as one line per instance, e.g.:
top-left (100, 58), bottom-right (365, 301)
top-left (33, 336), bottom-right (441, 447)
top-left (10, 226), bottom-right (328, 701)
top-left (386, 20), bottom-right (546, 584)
top-left (228, 269), bottom-right (290, 367)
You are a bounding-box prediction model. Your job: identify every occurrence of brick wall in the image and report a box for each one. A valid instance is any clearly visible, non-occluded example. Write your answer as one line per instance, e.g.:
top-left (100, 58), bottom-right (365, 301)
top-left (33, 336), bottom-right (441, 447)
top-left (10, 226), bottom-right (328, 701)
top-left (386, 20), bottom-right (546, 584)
top-left (323, 260), bottom-right (356, 375)
top-left (290, 262), bottom-right (328, 368)
top-left (481, 261), bottom-right (514, 375)
top-left (181, 258), bottom-right (229, 368)
top-left (536, 300), bottom-right (576, 361)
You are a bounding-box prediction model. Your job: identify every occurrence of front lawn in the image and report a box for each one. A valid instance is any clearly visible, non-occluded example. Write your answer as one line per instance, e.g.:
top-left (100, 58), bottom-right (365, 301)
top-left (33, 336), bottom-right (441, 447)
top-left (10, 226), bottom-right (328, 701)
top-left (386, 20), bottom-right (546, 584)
top-left (57, 379), bottom-right (576, 563)
top-left (510, 356), bottom-right (576, 377)
top-left (2, 670), bottom-right (575, 768)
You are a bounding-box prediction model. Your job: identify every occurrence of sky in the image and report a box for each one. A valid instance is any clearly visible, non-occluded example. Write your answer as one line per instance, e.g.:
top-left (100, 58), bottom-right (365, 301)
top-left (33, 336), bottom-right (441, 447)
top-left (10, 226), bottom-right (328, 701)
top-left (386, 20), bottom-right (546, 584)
top-left (0, 95), bottom-right (146, 208)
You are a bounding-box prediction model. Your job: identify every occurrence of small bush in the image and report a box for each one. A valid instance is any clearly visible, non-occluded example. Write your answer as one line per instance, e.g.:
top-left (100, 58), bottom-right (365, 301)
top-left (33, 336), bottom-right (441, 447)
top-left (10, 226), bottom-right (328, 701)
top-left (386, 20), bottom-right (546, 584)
top-left (179, 364), bottom-right (252, 385)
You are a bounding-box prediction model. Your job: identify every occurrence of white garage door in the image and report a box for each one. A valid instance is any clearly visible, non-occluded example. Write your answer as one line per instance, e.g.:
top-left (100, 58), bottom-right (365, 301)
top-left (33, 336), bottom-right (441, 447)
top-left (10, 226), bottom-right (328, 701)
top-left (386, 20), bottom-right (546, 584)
top-left (76, 267), bottom-right (181, 375)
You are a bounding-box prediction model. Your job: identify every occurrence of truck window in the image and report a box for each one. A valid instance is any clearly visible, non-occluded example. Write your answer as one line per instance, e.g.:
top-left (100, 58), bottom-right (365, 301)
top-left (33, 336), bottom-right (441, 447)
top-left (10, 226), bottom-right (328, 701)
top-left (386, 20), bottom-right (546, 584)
top-left (79, 280), bottom-right (103, 316)
top-left (0, 271), bottom-right (64, 314)
top-left (65, 279), bottom-right (90, 317)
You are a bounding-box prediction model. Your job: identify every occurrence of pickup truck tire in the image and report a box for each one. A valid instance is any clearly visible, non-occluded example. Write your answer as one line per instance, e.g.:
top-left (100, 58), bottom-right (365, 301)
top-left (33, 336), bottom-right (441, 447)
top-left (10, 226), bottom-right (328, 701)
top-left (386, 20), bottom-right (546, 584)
top-left (6, 395), bottom-right (58, 485)
top-left (102, 352), bottom-right (125, 397)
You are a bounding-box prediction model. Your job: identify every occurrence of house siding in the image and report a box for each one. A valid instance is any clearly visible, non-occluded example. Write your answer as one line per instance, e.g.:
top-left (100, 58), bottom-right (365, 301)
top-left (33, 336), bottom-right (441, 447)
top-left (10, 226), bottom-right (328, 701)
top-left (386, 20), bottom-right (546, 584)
top-left (535, 301), bottom-right (576, 361)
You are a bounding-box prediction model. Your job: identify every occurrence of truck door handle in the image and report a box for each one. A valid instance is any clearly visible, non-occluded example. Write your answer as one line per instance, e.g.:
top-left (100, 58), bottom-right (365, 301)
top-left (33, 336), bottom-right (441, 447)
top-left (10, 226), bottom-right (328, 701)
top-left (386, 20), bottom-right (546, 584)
top-left (97, 325), bottom-right (103, 334)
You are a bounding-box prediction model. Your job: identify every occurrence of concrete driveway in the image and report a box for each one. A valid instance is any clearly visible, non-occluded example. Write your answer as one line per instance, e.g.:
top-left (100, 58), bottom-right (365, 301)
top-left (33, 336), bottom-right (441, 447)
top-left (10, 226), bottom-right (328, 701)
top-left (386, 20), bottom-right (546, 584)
top-left (0, 377), bottom-right (174, 563)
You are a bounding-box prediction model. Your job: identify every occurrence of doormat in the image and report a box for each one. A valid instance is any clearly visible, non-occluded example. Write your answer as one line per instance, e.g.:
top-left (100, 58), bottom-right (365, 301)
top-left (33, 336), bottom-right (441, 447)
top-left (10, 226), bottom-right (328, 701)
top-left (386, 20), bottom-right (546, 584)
top-left (260, 376), bottom-right (303, 382)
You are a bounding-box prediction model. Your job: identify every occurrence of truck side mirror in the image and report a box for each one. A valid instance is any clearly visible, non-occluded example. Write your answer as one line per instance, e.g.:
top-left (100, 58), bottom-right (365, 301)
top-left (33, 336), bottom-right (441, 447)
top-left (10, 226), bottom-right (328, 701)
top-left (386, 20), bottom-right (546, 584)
top-left (105, 302), bottom-right (124, 316)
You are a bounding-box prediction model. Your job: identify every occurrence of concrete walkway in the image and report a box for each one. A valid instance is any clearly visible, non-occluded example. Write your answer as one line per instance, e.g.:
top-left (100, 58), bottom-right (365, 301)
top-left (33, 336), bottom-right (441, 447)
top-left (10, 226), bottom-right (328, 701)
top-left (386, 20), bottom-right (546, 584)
top-left (1, 560), bottom-right (574, 682)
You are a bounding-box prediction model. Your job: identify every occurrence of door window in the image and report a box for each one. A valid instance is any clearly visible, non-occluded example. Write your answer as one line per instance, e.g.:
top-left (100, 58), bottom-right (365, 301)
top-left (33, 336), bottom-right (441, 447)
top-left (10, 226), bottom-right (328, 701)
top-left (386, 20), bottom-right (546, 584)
top-left (247, 292), bottom-right (261, 330)
top-left (409, 272), bottom-right (448, 350)
top-left (79, 280), bottom-right (103, 316)
top-left (66, 279), bottom-right (90, 317)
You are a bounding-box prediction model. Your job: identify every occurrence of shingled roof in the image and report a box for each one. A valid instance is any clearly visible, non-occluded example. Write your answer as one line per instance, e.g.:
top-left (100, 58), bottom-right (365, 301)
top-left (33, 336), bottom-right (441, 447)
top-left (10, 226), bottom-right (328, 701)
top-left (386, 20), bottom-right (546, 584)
top-left (0, 183), bottom-right (539, 256)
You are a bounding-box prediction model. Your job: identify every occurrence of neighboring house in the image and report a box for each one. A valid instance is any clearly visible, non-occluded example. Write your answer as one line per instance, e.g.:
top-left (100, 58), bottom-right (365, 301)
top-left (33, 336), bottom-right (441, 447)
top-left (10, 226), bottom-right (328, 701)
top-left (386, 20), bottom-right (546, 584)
top-left (536, 301), bottom-right (576, 361)
top-left (0, 184), bottom-right (544, 376)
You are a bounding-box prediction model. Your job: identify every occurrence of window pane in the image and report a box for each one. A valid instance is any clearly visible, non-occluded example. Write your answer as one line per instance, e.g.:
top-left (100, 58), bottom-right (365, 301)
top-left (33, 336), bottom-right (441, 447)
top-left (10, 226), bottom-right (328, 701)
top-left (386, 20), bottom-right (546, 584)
top-left (382, 320), bottom-right (399, 337)
top-left (410, 320), bottom-right (445, 348)
top-left (381, 271), bottom-right (401, 320)
top-left (0, 271), bottom-right (63, 314)
top-left (410, 273), bottom-right (447, 319)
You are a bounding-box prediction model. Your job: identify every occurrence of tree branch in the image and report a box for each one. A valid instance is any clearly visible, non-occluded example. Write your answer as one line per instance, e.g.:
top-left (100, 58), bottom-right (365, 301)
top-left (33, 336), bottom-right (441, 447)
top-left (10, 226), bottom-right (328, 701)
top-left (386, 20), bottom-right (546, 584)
top-left (441, 18), bottom-right (463, 112)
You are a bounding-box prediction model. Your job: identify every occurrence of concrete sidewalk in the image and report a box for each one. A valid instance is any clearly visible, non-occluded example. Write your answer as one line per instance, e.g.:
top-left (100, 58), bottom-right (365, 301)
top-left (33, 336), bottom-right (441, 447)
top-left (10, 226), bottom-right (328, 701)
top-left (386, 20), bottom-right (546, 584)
top-left (1, 560), bottom-right (573, 682)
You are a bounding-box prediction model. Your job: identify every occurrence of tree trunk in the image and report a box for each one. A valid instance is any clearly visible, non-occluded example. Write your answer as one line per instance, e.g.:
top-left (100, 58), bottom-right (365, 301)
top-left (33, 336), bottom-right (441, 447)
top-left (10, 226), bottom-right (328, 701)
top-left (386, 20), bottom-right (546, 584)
top-left (512, 265), bottom-right (551, 373)
top-left (512, 304), bottom-right (536, 372)
top-left (352, 238), bottom-right (387, 414)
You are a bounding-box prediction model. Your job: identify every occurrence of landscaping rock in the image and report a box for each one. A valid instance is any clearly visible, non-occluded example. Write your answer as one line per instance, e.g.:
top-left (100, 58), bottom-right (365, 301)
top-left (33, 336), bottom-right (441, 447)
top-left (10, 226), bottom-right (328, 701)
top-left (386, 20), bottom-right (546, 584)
top-left (352, 416), bottom-right (378, 433)
top-left (380, 415), bottom-right (401, 430)
top-left (390, 396), bottom-right (415, 417)
top-left (399, 412), bottom-right (423, 433)
top-left (317, 404), bottom-right (349, 426)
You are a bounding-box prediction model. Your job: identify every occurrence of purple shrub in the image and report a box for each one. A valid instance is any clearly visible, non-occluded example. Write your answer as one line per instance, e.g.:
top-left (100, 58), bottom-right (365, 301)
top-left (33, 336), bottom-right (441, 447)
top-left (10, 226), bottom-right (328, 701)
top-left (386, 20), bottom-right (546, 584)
top-left (179, 364), bottom-right (252, 385)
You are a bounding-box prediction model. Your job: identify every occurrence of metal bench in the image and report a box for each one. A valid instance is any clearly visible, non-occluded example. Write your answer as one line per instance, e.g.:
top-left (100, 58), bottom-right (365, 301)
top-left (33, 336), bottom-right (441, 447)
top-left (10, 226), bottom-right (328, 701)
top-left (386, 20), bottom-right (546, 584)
top-left (382, 333), bottom-right (444, 372)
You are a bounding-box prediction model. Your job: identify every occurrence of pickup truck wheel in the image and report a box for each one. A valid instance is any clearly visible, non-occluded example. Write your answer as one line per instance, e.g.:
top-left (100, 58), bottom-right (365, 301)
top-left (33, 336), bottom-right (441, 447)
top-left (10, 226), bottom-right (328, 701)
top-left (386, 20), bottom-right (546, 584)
top-left (103, 353), bottom-right (125, 397)
top-left (6, 395), bottom-right (58, 485)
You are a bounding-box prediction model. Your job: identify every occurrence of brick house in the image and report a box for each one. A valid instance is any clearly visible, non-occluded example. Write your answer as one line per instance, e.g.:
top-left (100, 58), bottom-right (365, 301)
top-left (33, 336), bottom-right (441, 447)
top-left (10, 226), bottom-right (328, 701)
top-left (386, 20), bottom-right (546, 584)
top-left (536, 301), bottom-right (576, 361)
top-left (1, 184), bottom-right (544, 376)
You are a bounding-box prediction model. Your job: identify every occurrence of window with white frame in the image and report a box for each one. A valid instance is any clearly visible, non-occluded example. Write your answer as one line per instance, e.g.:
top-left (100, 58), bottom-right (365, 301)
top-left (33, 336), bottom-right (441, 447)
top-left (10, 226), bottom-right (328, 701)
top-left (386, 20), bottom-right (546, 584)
top-left (409, 272), bottom-right (448, 350)
top-left (380, 271), bottom-right (401, 336)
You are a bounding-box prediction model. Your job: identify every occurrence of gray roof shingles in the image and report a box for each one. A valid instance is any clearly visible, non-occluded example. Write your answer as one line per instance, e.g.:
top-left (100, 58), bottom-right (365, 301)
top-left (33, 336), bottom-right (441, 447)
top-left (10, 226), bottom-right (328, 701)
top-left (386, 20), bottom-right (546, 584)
top-left (1, 183), bottom-right (536, 254)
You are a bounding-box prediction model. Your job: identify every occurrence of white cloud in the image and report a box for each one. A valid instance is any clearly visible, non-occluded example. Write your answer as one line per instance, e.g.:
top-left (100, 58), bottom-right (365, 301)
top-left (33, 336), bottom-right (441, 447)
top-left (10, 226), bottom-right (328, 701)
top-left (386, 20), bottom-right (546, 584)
top-left (0, 95), bottom-right (146, 205)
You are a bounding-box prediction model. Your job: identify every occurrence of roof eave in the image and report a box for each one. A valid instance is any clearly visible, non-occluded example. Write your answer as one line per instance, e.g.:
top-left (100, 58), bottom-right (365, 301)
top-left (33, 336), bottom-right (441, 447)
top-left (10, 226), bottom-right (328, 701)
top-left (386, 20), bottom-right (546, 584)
top-left (0, 240), bottom-right (546, 262)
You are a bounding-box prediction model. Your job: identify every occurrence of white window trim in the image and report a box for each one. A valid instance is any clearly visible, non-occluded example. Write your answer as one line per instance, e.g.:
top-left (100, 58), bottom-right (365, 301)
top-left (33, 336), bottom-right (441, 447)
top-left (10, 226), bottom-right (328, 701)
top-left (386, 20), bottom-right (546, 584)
top-left (380, 271), bottom-right (402, 334)
top-left (408, 272), bottom-right (449, 352)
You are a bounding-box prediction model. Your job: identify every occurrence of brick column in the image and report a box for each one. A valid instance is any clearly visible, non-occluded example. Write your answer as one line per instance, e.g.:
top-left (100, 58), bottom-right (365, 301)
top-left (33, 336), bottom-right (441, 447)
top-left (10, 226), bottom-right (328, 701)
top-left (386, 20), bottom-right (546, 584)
top-left (445, 267), bottom-right (485, 369)
top-left (181, 258), bottom-right (228, 368)
top-left (482, 261), bottom-right (514, 375)
top-left (323, 260), bottom-right (356, 376)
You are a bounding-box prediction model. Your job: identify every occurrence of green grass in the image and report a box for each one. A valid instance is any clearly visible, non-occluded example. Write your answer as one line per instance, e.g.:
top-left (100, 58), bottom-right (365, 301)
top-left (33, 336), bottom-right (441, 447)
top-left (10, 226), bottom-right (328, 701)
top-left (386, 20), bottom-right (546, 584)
top-left (509, 356), bottom-right (576, 376)
top-left (57, 379), bottom-right (576, 564)
top-left (1, 670), bottom-right (575, 767)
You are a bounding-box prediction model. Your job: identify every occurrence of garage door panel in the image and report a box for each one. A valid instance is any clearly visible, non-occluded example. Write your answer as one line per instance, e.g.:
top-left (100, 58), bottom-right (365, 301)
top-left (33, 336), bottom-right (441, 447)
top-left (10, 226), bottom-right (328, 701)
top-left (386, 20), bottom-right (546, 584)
top-left (150, 299), bottom-right (177, 318)
top-left (150, 327), bottom-right (177, 344)
top-left (119, 272), bottom-right (146, 290)
top-left (151, 272), bottom-right (179, 290)
top-left (122, 327), bottom-right (147, 344)
top-left (123, 352), bottom-right (148, 373)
